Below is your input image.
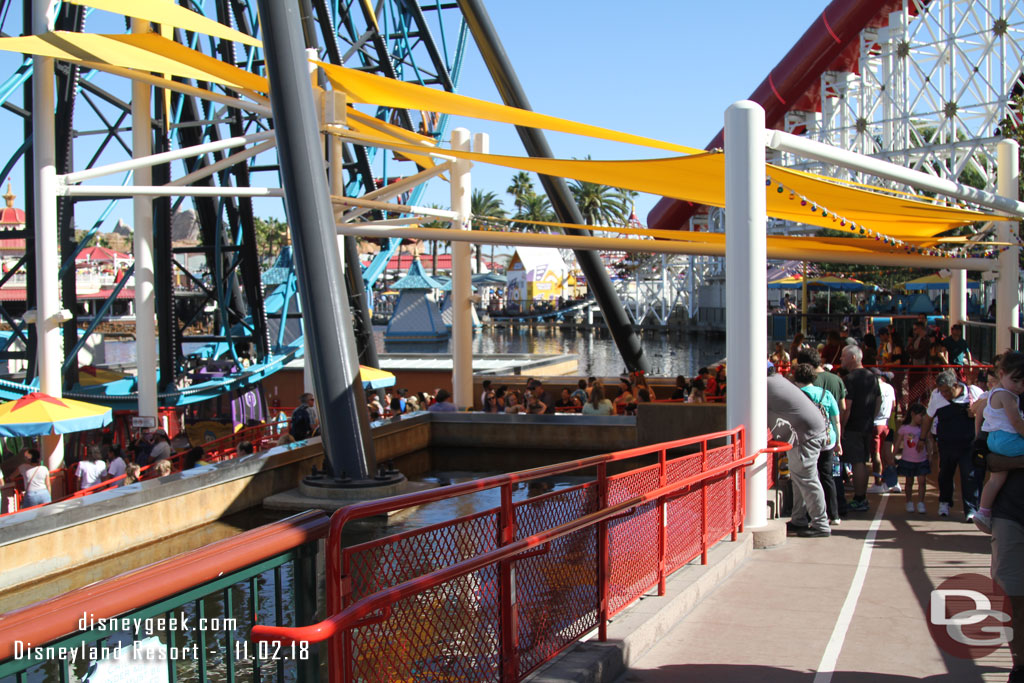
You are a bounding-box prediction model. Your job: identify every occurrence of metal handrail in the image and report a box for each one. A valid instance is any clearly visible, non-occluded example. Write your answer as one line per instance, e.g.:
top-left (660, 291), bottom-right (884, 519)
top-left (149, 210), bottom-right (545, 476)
top-left (250, 444), bottom-right (764, 647)
top-left (0, 510), bottom-right (329, 661)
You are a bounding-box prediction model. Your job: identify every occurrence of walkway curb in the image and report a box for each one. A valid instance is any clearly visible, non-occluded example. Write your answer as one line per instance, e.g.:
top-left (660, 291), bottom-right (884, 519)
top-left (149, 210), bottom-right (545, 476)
top-left (525, 532), bottom-right (754, 683)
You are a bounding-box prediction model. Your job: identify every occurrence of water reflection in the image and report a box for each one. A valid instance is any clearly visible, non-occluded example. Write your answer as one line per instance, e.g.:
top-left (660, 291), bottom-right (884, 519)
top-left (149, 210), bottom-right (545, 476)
top-left (376, 326), bottom-right (726, 377)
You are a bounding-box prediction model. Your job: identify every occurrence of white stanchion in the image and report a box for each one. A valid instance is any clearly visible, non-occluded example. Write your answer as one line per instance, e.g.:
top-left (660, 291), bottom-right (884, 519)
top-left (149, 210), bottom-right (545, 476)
top-left (450, 129), bottom-right (473, 409)
top-left (997, 140), bottom-right (1020, 354)
top-left (725, 101), bottom-right (768, 529)
top-left (33, 0), bottom-right (62, 470)
top-left (132, 17), bottom-right (157, 426)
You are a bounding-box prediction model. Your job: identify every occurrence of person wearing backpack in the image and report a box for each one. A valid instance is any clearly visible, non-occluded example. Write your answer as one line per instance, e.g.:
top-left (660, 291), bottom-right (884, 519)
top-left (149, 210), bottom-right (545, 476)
top-left (922, 369), bottom-right (984, 521)
top-left (289, 393), bottom-right (317, 441)
top-left (793, 363), bottom-right (842, 526)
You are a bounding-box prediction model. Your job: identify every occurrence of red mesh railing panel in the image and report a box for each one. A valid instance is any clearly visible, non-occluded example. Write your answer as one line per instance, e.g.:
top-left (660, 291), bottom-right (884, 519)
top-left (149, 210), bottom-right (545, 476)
top-left (348, 565), bottom-right (502, 682)
top-left (606, 465), bottom-right (662, 616)
top-left (665, 454), bottom-right (704, 573)
top-left (344, 510), bottom-right (500, 600)
top-left (513, 484), bottom-right (599, 677)
top-left (705, 445), bottom-right (739, 545)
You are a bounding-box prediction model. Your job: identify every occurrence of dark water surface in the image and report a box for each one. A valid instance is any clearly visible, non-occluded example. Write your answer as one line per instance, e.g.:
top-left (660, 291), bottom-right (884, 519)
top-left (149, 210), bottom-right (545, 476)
top-left (375, 326), bottom-right (726, 378)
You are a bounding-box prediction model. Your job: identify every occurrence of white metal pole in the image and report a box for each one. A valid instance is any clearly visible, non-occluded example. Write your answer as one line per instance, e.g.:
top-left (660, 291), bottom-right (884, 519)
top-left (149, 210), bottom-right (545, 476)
top-left (132, 17), bottom-right (157, 424)
top-left (450, 129), bottom-right (473, 409)
top-left (33, 0), bottom-right (62, 470)
top-left (766, 129), bottom-right (1024, 217)
top-left (997, 139), bottom-right (1020, 353)
top-left (949, 270), bottom-right (966, 326)
top-left (725, 101), bottom-right (768, 529)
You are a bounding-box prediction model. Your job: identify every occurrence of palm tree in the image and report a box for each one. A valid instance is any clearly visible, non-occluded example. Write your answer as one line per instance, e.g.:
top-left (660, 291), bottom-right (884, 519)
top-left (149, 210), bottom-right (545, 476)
top-left (471, 189), bottom-right (507, 271)
top-left (512, 193), bottom-right (555, 232)
top-left (506, 171), bottom-right (535, 213)
top-left (420, 204), bottom-right (449, 276)
top-left (570, 179), bottom-right (633, 226)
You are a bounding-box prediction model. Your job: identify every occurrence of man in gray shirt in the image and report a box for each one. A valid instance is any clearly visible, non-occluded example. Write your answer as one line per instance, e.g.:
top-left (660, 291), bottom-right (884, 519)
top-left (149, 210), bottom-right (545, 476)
top-left (767, 361), bottom-right (830, 537)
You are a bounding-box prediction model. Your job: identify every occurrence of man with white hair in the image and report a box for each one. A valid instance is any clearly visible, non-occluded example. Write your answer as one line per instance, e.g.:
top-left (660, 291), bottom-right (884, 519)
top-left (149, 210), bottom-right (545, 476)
top-left (841, 345), bottom-right (881, 512)
top-left (922, 369), bottom-right (983, 520)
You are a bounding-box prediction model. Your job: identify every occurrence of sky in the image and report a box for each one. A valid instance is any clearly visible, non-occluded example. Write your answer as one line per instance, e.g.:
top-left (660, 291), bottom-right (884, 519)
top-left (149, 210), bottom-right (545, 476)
top-left (413, 1), bottom-right (826, 224)
top-left (0, 1), bottom-right (829, 233)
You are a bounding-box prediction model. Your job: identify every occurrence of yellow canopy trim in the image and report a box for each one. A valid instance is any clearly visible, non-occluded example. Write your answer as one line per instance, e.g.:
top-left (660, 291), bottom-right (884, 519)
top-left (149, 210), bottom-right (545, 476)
top-left (0, 32), bottom-right (265, 95)
top-left (343, 129), bottom-right (998, 240)
top-left (317, 60), bottom-right (702, 157)
top-left (67, 0), bottom-right (261, 47)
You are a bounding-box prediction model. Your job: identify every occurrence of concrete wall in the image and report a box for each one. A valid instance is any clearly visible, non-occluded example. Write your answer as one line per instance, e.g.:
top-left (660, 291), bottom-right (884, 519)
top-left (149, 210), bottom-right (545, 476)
top-left (0, 441), bottom-right (323, 592)
top-left (0, 411), bottom-right (641, 592)
top-left (636, 402), bottom-right (728, 447)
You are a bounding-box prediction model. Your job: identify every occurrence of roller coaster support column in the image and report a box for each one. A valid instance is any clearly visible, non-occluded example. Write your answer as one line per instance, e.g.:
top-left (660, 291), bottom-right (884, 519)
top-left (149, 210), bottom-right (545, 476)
top-left (132, 16), bottom-right (158, 426)
top-left (457, 0), bottom-right (649, 373)
top-left (997, 139), bottom-right (1020, 354)
top-left (32, 0), bottom-right (62, 470)
top-left (450, 129), bottom-right (475, 409)
top-left (725, 101), bottom-right (768, 529)
top-left (258, 0), bottom-right (375, 480)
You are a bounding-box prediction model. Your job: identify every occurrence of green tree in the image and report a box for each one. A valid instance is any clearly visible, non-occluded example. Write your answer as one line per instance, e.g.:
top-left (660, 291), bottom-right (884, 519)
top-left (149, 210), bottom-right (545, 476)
top-left (506, 171), bottom-right (535, 213)
top-left (512, 192), bottom-right (555, 232)
top-left (254, 216), bottom-right (290, 265)
top-left (471, 189), bottom-right (507, 271)
top-left (569, 159), bottom-right (634, 226)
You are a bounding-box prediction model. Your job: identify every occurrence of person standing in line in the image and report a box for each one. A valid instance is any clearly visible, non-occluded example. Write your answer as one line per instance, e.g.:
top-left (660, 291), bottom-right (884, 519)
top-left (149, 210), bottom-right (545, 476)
top-left (972, 353), bottom-right (1024, 533)
top-left (768, 361), bottom-right (830, 538)
top-left (943, 323), bottom-right (974, 366)
top-left (77, 446), bottom-right (107, 491)
top-left (792, 363), bottom-right (842, 526)
top-left (840, 345), bottom-right (881, 512)
top-left (428, 388), bottom-right (457, 412)
top-left (289, 393), bottom-right (316, 441)
top-left (922, 369), bottom-right (984, 521)
top-left (894, 404), bottom-right (930, 513)
top-left (868, 370), bottom-right (898, 493)
top-left (18, 448), bottom-right (50, 507)
top-left (479, 380), bottom-right (492, 411)
top-left (104, 445), bottom-right (128, 481)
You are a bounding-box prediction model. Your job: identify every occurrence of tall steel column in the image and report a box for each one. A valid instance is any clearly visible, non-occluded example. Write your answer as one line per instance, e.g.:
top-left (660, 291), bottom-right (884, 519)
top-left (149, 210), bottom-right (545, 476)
top-left (256, 0), bottom-right (375, 479)
top-left (456, 0), bottom-right (649, 373)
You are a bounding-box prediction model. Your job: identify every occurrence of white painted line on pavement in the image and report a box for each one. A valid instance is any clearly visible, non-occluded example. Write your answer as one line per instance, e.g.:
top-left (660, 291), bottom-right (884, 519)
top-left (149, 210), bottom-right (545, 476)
top-left (812, 495), bottom-right (889, 683)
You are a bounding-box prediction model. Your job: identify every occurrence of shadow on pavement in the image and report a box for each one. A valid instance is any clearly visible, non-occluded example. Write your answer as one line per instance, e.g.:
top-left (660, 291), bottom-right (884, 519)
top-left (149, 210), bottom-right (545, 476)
top-left (618, 663), bottom-right (1007, 683)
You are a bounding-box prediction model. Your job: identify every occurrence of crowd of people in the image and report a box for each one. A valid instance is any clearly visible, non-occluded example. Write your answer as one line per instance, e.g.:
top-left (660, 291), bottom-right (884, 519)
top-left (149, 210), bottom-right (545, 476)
top-left (767, 319), bottom-right (1023, 544)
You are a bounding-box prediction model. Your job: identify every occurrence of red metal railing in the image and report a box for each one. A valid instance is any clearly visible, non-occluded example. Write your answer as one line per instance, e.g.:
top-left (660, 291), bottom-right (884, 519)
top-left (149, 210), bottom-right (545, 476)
top-left (252, 428), bottom-right (789, 683)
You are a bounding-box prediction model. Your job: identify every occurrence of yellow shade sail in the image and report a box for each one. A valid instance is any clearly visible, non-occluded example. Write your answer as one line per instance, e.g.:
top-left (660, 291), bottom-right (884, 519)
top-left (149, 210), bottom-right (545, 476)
top-left (318, 60), bottom-right (702, 157)
top-left (343, 129), bottom-right (997, 242)
top-left (0, 31), bottom-right (266, 94)
top-left (67, 0), bottom-right (261, 47)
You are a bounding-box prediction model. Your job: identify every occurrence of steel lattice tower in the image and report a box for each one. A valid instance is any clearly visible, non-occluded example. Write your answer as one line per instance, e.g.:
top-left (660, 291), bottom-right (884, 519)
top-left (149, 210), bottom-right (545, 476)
top-left (0, 0), bottom-right (467, 405)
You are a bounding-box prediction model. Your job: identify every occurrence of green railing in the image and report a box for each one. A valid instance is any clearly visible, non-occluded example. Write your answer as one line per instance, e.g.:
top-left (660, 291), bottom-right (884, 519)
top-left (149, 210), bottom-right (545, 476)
top-left (0, 511), bottom-right (327, 683)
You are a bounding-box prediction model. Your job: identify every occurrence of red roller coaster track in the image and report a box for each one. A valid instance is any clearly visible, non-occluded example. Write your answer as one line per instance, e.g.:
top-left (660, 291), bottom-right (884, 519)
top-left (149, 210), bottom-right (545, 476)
top-left (647, 0), bottom-right (911, 230)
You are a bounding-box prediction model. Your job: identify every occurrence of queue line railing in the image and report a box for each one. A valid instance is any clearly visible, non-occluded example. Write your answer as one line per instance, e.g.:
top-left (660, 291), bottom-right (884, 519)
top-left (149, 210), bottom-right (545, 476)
top-left (252, 427), bottom-right (791, 683)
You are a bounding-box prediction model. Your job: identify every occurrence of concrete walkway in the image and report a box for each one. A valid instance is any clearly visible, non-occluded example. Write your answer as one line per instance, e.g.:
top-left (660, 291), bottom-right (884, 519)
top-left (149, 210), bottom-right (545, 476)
top-left (615, 491), bottom-right (1014, 683)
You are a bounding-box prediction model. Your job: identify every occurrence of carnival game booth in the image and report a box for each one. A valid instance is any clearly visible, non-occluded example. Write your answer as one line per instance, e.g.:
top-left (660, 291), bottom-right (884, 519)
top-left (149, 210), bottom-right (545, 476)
top-left (505, 246), bottom-right (570, 313)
